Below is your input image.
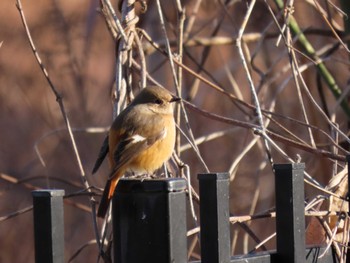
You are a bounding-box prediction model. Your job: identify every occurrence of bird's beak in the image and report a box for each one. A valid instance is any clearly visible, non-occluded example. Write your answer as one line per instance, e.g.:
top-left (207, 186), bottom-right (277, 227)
top-left (170, 95), bottom-right (181, 103)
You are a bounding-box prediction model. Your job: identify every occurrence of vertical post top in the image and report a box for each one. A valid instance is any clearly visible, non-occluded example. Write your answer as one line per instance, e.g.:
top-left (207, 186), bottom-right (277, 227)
top-left (32, 189), bottom-right (65, 197)
top-left (346, 155), bottom-right (350, 162)
top-left (197, 173), bottom-right (229, 180)
top-left (116, 178), bottom-right (187, 193)
top-left (273, 163), bottom-right (305, 171)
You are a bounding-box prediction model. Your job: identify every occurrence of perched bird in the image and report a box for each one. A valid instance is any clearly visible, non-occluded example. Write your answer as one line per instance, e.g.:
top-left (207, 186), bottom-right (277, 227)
top-left (92, 86), bottom-right (180, 218)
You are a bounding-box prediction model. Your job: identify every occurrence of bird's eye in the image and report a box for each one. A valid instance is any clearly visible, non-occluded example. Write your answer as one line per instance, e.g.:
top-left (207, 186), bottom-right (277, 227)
top-left (154, 98), bottom-right (163, 105)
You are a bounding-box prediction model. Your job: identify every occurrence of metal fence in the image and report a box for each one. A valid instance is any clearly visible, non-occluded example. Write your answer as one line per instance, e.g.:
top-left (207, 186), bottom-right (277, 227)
top-left (32, 163), bottom-right (344, 263)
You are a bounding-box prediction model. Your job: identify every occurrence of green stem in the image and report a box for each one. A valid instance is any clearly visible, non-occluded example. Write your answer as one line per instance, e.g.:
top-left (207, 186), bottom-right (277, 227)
top-left (274, 0), bottom-right (350, 119)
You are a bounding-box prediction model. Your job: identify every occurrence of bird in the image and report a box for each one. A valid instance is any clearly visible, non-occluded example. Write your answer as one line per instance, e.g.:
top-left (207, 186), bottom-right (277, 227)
top-left (92, 86), bottom-right (180, 218)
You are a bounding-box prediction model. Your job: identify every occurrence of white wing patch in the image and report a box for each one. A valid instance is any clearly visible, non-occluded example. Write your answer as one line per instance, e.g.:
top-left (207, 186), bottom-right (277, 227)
top-left (131, 134), bottom-right (147, 143)
top-left (159, 128), bottom-right (167, 140)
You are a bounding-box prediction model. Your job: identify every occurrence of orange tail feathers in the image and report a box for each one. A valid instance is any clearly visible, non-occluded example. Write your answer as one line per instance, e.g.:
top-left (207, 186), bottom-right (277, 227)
top-left (108, 178), bottom-right (120, 199)
top-left (97, 176), bottom-right (121, 218)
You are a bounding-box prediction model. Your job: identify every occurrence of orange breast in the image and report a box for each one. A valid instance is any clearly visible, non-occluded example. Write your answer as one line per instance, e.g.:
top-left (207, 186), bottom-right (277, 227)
top-left (128, 119), bottom-right (176, 173)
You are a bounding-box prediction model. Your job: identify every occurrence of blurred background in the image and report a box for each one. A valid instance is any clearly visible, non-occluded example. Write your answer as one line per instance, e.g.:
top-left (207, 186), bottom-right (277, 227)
top-left (1, 0), bottom-right (349, 262)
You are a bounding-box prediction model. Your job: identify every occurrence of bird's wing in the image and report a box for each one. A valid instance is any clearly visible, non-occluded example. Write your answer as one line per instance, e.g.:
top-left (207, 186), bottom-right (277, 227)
top-left (92, 134), bottom-right (109, 174)
top-left (109, 129), bottom-right (166, 179)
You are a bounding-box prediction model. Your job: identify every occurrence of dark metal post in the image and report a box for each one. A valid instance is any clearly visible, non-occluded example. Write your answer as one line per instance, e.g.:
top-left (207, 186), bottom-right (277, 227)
top-left (32, 189), bottom-right (65, 263)
top-left (274, 163), bottom-right (305, 263)
top-left (198, 173), bottom-right (230, 263)
top-left (113, 178), bottom-right (187, 263)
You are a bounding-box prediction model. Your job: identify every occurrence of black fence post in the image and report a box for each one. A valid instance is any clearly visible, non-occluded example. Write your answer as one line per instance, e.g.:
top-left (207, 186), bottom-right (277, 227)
top-left (198, 173), bottom-right (230, 263)
top-left (32, 189), bottom-right (65, 263)
top-left (113, 178), bottom-right (187, 263)
top-left (274, 163), bottom-right (305, 263)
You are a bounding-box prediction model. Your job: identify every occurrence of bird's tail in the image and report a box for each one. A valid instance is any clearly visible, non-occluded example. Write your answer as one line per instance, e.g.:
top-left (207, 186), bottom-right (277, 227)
top-left (97, 180), bottom-right (111, 218)
top-left (97, 177), bottom-right (120, 218)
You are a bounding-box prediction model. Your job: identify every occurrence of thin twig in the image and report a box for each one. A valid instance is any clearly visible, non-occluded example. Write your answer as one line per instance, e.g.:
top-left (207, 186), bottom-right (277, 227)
top-left (0, 205), bottom-right (33, 222)
top-left (183, 100), bottom-right (347, 162)
top-left (273, 0), bottom-right (350, 118)
top-left (183, 0), bottom-right (203, 40)
top-left (174, 0), bottom-right (185, 158)
top-left (16, 0), bottom-right (101, 250)
top-left (155, 0), bottom-right (179, 88)
top-left (265, 0), bottom-right (350, 145)
top-left (286, 25), bottom-right (316, 148)
top-left (68, 239), bottom-right (97, 263)
top-left (237, 0), bottom-right (272, 166)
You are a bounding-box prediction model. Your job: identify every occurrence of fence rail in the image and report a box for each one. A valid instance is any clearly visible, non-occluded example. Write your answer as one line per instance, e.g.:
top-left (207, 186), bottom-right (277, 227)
top-left (32, 162), bottom-right (345, 263)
